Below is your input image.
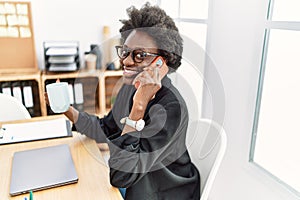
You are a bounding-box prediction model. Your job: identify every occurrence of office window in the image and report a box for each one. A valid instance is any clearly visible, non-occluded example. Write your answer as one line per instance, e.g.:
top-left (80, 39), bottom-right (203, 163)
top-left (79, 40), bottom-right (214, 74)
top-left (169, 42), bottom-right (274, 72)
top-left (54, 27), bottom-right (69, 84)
top-left (179, 23), bottom-right (207, 49)
top-left (180, 0), bottom-right (208, 19)
top-left (158, 0), bottom-right (179, 19)
top-left (272, 0), bottom-right (300, 21)
top-left (159, 0), bottom-right (208, 49)
top-left (250, 0), bottom-right (300, 195)
top-left (158, 0), bottom-right (208, 121)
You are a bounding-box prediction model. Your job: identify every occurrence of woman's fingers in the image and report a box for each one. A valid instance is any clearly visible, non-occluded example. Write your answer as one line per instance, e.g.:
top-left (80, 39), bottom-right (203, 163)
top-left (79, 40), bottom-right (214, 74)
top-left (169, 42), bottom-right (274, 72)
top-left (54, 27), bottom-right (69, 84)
top-left (133, 66), bottom-right (161, 90)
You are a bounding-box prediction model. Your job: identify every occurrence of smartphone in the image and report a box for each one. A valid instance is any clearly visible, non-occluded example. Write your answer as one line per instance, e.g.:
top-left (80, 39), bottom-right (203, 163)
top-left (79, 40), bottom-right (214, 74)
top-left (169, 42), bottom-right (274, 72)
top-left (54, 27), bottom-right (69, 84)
top-left (152, 56), bottom-right (164, 68)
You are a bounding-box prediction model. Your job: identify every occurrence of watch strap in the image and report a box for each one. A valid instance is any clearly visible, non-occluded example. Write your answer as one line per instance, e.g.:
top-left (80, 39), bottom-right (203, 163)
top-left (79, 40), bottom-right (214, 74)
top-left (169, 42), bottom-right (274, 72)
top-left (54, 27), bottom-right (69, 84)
top-left (120, 117), bottom-right (144, 131)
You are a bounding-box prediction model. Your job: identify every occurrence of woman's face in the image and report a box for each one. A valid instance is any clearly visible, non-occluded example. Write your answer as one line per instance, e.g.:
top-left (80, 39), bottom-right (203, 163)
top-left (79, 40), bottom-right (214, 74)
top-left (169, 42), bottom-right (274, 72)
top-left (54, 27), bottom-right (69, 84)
top-left (120, 30), bottom-right (159, 85)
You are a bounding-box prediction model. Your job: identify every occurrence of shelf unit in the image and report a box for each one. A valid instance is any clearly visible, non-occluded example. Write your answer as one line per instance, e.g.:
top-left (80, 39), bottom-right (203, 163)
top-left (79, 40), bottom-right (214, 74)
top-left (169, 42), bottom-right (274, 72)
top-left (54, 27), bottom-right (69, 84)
top-left (0, 72), bottom-right (42, 117)
top-left (41, 70), bottom-right (100, 116)
top-left (0, 69), bottom-right (123, 118)
top-left (41, 69), bottom-right (123, 116)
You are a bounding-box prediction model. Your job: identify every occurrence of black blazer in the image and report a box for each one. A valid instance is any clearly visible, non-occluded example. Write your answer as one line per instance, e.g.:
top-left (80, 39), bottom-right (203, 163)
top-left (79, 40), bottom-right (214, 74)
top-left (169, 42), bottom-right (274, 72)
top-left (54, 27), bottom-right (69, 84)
top-left (75, 77), bottom-right (200, 200)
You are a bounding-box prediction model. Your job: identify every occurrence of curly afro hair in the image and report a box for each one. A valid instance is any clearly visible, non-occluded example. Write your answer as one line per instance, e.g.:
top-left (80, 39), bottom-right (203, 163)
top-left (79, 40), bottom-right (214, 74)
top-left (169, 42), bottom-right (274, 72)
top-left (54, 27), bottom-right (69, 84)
top-left (119, 3), bottom-right (183, 72)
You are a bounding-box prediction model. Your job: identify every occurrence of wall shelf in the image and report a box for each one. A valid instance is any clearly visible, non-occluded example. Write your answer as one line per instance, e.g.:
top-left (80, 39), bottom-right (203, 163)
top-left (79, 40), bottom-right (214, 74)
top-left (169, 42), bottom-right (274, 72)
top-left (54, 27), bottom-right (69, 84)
top-left (0, 69), bottom-right (123, 118)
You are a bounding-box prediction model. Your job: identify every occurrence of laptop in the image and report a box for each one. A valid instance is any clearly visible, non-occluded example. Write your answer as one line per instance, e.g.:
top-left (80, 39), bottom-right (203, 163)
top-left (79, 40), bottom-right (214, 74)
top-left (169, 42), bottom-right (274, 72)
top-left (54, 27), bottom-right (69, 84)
top-left (10, 144), bottom-right (78, 196)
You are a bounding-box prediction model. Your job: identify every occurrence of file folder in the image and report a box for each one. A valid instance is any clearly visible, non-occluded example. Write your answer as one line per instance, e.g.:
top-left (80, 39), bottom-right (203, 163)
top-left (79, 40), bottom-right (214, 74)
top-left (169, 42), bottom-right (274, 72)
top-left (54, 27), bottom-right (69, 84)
top-left (0, 118), bottom-right (72, 145)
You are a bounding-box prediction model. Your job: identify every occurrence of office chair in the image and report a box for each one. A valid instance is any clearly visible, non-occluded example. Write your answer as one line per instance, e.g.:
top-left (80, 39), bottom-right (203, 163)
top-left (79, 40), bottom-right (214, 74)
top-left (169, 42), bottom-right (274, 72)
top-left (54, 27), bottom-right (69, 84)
top-left (0, 93), bottom-right (31, 122)
top-left (186, 119), bottom-right (227, 200)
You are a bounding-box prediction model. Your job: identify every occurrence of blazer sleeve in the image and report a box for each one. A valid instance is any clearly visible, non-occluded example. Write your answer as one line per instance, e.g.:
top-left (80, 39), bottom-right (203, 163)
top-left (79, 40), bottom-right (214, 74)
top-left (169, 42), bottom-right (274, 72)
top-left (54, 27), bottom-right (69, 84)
top-left (73, 84), bottom-right (133, 143)
top-left (74, 110), bottom-right (121, 143)
top-left (107, 100), bottom-right (188, 188)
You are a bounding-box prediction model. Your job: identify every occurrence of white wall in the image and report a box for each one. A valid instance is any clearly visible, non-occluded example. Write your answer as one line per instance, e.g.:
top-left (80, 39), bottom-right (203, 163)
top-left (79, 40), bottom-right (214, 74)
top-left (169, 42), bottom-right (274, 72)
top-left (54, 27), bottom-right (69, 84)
top-left (6, 0), bottom-right (157, 69)
top-left (203, 0), bottom-right (300, 199)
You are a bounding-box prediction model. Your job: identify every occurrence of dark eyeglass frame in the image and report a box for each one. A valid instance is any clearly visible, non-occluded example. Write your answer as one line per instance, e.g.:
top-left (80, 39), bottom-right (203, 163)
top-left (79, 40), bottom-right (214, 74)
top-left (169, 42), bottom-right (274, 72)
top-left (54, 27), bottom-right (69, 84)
top-left (115, 45), bottom-right (160, 63)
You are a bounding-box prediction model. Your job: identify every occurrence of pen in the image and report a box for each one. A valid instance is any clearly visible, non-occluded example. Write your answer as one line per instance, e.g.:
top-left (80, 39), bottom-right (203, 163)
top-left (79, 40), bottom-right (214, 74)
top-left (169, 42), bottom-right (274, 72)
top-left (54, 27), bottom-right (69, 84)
top-left (29, 190), bottom-right (33, 200)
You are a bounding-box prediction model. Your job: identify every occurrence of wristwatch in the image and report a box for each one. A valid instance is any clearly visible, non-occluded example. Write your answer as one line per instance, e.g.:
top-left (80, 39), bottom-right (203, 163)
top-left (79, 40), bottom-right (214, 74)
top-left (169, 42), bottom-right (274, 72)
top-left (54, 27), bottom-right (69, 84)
top-left (120, 117), bottom-right (145, 131)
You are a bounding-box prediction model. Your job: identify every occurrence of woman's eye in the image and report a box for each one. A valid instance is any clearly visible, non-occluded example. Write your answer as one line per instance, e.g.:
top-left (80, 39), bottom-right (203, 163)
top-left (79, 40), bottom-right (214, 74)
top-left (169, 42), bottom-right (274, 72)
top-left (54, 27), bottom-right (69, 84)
top-left (136, 52), bottom-right (147, 59)
top-left (121, 50), bottom-right (128, 57)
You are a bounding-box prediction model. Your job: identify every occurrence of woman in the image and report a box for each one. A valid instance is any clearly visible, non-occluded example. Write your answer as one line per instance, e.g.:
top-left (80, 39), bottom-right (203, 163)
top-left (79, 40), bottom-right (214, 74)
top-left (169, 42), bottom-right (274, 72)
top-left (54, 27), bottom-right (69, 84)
top-left (51, 3), bottom-right (200, 200)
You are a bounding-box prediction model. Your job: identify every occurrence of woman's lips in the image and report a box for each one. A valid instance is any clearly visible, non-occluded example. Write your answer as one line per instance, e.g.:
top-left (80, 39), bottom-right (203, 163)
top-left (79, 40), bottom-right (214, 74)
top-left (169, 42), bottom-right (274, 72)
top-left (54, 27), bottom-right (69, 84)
top-left (123, 67), bottom-right (139, 76)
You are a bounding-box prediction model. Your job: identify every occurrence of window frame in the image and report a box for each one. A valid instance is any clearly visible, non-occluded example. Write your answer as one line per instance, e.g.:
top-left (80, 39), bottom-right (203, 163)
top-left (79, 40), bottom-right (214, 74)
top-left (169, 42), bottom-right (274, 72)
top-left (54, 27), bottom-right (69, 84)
top-left (157, 0), bottom-right (209, 46)
top-left (250, 0), bottom-right (300, 196)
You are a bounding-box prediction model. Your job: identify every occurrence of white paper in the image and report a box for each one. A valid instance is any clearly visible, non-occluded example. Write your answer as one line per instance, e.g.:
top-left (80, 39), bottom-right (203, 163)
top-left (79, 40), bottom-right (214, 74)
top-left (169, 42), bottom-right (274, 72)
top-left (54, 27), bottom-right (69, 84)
top-left (49, 63), bottom-right (77, 71)
top-left (0, 118), bottom-right (70, 144)
top-left (48, 56), bottom-right (75, 63)
top-left (44, 41), bottom-right (78, 48)
top-left (4, 3), bottom-right (16, 14)
top-left (18, 15), bottom-right (29, 26)
top-left (7, 26), bottom-right (19, 37)
top-left (0, 26), bottom-right (7, 37)
top-left (16, 4), bottom-right (28, 15)
top-left (19, 27), bottom-right (31, 38)
top-left (46, 47), bottom-right (77, 56)
top-left (0, 4), bottom-right (5, 14)
top-left (0, 15), bottom-right (6, 25)
top-left (6, 14), bottom-right (18, 26)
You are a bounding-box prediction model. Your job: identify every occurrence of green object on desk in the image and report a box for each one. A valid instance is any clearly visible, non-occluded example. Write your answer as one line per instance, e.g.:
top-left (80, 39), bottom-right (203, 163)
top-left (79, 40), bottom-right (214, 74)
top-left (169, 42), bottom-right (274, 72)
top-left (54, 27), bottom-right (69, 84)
top-left (29, 190), bottom-right (33, 200)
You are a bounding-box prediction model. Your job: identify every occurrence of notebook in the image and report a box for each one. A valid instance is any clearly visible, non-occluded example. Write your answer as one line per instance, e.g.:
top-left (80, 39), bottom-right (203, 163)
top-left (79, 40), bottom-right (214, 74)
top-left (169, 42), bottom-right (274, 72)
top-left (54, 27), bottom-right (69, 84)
top-left (10, 144), bottom-right (78, 196)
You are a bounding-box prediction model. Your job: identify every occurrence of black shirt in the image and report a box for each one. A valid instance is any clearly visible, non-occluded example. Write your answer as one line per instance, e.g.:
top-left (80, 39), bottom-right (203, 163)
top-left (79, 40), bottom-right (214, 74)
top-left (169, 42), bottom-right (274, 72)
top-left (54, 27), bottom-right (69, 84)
top-left (75, 76), bottom-right (200, 200)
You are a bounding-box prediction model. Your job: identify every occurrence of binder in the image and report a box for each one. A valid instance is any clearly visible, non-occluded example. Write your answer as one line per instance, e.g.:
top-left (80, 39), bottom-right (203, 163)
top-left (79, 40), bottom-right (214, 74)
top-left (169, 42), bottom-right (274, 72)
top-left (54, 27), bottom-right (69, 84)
top-left (74, 82), bottom-right (84, 111)
top-left (12, 82), bottom-right (23, 103)
top-left (22, 81), bottom-right (34, 107)
top-left (68, 81), bottom-right (75, 105)
top-left (22, 81), bottom-right (34, 116)
top-left (1, 82), bottom-right (12, 96)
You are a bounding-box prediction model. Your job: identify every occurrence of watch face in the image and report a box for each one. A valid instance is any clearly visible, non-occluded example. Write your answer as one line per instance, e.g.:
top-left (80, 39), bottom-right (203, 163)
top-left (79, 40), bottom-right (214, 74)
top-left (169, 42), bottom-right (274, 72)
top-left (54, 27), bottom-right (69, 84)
top-left (136, 119), bottom-right (145, 131)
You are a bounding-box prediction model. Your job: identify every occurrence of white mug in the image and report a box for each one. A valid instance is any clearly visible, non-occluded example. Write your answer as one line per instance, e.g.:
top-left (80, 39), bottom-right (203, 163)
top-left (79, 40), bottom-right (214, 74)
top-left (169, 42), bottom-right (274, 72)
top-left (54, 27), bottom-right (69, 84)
top-left (46, 82), bottom-right (70, 113)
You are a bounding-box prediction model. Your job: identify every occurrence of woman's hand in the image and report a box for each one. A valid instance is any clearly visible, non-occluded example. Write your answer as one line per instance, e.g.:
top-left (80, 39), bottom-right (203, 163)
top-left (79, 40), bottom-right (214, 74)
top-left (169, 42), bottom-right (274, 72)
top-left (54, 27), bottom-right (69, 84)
top-left (122, 58), bottom-right (168, 135)
top-left (121, 66), bottom-right (161, 135)
top-left (132, 65), bottom-right (161, 104)
top-left (44, 91), bottom-right (79, 123)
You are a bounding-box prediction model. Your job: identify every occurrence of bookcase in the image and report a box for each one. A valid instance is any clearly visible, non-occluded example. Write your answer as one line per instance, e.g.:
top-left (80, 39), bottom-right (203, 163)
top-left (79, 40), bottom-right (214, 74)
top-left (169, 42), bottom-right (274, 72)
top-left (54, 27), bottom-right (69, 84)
top-left (0, 69), bottom-right (123, 118)
top-left (41, 69), bottom-right (123, 117)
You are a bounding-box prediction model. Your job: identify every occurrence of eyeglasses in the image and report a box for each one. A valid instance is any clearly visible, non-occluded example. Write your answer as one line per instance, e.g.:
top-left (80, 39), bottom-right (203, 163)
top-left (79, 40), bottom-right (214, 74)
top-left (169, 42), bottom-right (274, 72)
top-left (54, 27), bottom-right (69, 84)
top-left (115, 45), bottom-right (159, 63)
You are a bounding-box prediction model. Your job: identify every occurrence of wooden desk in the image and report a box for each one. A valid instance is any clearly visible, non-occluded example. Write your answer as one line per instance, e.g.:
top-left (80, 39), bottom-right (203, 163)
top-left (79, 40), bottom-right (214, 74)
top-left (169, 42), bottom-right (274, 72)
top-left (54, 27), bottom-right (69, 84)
top-left (0, 117), bottom-right (122, 200)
